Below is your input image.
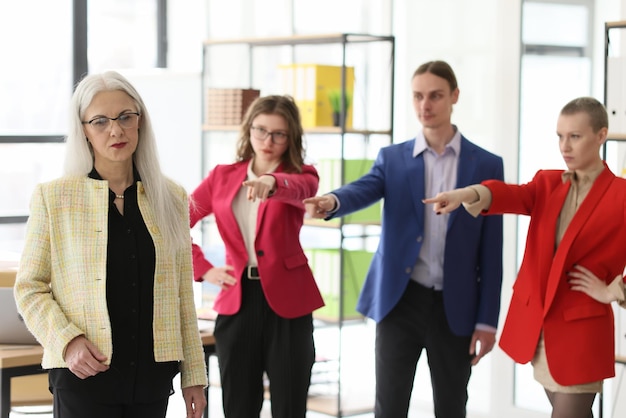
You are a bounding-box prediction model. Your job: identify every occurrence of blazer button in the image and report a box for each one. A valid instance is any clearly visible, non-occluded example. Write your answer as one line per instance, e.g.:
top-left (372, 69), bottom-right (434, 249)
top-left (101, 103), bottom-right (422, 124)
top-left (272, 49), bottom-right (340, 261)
top-left (257, 250), bottom-right (264, 257)
top-left (405, 267), bottom-right (412, 274)
top-left (416, 236), bottom-right (423, 243)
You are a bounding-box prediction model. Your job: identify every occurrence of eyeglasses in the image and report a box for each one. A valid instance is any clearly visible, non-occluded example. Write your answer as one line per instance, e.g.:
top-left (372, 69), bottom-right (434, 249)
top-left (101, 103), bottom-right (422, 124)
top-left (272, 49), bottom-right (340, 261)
top-left (250, 126), bottom-right (289, 145)
top-left (82, 112), bottom-right (141, 132)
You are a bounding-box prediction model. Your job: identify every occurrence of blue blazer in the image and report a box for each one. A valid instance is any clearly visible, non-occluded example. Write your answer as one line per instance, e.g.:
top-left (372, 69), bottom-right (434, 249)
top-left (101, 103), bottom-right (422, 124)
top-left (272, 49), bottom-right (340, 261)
top-left (329, 136), bottom-right (504, 336)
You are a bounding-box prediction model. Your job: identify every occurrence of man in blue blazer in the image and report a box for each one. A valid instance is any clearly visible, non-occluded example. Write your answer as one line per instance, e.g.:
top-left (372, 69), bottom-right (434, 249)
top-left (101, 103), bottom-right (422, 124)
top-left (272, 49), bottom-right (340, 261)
top-left (304, 60), bottom-right (504, 417)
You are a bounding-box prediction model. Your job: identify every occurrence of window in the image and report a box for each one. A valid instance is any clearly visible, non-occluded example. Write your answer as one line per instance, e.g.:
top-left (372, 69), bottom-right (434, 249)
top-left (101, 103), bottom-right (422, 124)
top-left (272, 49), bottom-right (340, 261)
top-left (0, 0), bottom-right (164, 254)
top-left (88, 0), bottom-right (159, 71)
top-left (516, 0), bottom-right (593, 413)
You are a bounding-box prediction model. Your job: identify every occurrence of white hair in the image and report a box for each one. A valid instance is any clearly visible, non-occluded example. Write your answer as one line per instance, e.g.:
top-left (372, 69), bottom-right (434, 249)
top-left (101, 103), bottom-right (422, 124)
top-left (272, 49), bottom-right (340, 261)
top-left (64, 71), bottom-right (189, 254)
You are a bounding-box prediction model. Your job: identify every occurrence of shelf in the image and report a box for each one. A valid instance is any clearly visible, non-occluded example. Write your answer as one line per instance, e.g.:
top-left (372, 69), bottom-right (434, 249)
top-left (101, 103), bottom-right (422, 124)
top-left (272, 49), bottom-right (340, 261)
top-left (201, 31), bottom-right (393, 418)
top-left (303, 219), bottom-right (382, 229)
top-left (604, 23), bottom-right (626, 162)
top-left (607, 133), bottom-right (626, 141)
top-left (203, 124), bottom-right (392, 136)
top-left (606, 21), bottom-right (626, 29)
top-left (307, 393), bottom-right (374, 417)
top-left (204, 33), bottom-right (394, 47)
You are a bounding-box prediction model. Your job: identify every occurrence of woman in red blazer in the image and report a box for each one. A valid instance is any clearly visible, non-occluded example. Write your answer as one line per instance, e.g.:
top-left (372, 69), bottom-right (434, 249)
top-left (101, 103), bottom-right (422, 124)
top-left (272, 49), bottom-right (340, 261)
top-left (189, 95), bottom-right (324, 418)
top-left (425, 97), bottom-right (626, 418)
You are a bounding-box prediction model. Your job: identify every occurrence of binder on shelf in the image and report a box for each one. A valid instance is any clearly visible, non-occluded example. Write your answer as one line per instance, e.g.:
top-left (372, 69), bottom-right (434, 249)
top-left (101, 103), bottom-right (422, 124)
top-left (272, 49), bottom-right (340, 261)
top-left (606, 57), bottom-right (625, 134)
top-left (279, 64), bottom-right (355, 128)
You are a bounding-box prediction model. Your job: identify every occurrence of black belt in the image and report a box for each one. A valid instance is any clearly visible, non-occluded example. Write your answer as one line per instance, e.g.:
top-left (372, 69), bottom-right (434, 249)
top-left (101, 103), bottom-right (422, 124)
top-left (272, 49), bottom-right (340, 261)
top-left (246, 266), bottom-right (260, 279)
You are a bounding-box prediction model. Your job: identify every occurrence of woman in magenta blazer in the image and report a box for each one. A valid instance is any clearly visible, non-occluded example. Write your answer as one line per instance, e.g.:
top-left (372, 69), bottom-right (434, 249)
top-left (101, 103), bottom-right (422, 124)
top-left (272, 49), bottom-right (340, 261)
top-left (426, 97), bottom-right (626, 418)
top-left (189, 95), bottom-right (323, 418)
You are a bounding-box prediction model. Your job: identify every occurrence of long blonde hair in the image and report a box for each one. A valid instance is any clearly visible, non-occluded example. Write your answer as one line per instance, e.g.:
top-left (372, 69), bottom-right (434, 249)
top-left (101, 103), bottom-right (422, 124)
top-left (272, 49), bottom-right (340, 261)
top-left (64, 71), bottom-right (189, 254)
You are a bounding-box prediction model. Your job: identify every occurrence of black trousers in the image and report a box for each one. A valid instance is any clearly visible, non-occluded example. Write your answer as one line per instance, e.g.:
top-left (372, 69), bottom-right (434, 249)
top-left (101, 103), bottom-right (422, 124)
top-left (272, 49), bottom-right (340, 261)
top-left (375, 281), bottom-right (473, 418)
top-left (214, 274), bottom-right (315, 418)
top-left (52, 388), bottom-right (169, 418)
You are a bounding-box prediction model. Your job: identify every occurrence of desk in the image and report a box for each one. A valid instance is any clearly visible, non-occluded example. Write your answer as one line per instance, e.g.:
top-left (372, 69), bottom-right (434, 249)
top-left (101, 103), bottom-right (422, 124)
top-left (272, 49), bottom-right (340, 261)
top-left (0, 344), bottom-right (46, 418)
top-left (0, 331), bottom-right (216, 418)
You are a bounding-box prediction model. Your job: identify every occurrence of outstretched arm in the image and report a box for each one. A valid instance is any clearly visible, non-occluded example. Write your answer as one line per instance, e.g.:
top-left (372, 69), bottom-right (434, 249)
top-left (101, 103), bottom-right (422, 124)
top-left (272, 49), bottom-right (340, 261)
top-left (242, 175), bottom-right (276, 202)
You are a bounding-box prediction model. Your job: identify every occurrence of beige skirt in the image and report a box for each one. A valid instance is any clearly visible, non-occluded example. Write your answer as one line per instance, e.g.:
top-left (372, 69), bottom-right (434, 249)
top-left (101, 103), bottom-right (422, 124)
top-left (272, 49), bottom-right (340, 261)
top-left (532, 332), bottom-right (602, 393)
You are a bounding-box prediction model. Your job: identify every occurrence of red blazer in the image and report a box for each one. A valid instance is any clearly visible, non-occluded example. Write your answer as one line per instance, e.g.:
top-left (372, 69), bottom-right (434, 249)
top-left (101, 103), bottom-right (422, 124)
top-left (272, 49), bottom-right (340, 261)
top-left (189, 160), bottom-right (324, 319)
top-left (483, 165), bottom-right (626, 386)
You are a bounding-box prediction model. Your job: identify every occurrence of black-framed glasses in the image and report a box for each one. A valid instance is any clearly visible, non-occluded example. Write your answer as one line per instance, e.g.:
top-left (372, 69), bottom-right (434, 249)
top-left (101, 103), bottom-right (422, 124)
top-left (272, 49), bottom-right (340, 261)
top-left (250, 126), bottom-right (289, 145)
top-left (82, 112), bottom-right (141, 132)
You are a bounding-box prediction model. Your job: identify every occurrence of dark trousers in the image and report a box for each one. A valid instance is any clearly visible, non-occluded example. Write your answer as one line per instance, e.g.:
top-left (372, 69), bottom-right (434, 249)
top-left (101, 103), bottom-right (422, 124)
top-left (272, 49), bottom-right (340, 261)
top-left (375, 281), bottom-right (472, 418)
top-left (52, 388), bottom-right (169, 418)
top-left (214, 275), bottom-right (315, 418)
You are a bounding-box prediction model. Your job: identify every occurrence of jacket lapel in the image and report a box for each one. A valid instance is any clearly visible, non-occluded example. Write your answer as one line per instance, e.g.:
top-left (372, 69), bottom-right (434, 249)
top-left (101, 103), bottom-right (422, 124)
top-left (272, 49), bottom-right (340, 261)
top-left (449, 137), bottom-right (477, 226)
top-left (403, 141), bottom-right (426, 224)
top-left (222, 163), bottom-right (250, 251)
top-left (543, 166), bottom-right (614, 313)
top-left (256, 163), bottom-right (285, 233)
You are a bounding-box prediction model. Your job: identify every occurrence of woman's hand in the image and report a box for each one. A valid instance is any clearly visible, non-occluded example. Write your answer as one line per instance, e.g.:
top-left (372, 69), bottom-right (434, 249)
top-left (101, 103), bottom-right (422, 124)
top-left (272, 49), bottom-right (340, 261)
top-left (568, 264), bottom-right (615, 304)
top-left (182, 385), bottom-right (207, 418)
top-left (242, 175), bottom-right (276, 201)
top-left (202, 266), bottom-right (236, 289)
top-left (423, 187), bottom-right (477, 215)
top-left (64, 335), bottom-right (109, 379)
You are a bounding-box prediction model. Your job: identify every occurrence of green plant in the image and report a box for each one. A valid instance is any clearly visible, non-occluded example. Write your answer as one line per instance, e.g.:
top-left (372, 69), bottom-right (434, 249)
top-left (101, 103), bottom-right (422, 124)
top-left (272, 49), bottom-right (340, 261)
top-left (328, 89), bottom-right (352, 113)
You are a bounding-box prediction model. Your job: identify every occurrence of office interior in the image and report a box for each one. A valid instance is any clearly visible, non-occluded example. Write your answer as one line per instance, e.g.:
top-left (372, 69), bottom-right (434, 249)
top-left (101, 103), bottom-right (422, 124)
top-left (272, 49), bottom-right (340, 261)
top-left (2, 0), bottom-right (626, 417)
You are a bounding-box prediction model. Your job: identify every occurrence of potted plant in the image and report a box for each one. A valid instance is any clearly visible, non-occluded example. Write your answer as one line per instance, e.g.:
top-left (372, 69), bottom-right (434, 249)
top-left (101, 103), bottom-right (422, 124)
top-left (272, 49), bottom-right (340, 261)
top-left (328, 89), bottom-right (352, 127)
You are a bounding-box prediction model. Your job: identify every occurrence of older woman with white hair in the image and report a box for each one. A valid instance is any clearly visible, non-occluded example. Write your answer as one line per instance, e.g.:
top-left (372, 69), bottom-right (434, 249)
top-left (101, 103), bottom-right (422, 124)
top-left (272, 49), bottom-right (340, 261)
top-left (14, 71), bottom-right (207, 418)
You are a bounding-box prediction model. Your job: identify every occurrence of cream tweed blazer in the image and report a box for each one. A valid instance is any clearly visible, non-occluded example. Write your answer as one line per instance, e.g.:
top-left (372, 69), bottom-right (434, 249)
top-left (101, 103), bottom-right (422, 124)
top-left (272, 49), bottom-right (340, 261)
top-left (14, 176), bottom-right (208, 389)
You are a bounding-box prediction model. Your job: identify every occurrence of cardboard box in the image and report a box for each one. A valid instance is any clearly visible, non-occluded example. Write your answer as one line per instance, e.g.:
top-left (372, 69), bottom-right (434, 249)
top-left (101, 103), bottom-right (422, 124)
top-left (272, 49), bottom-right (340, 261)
top-left (205, 88), bottom-right (260, 126)
top-left (306, 248), bottom-right (372, 321)
top-left (317, 158), bottom-right (380, 224)
top-left (279, 64), bottom-right (355, 128)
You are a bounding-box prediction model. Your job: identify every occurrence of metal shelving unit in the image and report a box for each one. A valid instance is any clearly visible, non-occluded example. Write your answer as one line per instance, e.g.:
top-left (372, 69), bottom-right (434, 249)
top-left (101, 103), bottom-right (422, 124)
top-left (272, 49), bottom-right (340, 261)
top-left (200, 33), bottom-right (395, 417)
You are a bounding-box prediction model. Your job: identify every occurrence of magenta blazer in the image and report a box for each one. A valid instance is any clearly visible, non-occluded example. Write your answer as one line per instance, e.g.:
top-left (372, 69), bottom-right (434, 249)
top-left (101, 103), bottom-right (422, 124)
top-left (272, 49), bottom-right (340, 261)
top-left (189, 160), bottom-right (324, 319)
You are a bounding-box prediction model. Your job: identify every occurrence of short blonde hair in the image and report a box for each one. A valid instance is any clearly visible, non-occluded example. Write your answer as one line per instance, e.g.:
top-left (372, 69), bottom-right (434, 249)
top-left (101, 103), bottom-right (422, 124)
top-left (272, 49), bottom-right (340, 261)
top-left (560, 97), bottom-right (608, 133)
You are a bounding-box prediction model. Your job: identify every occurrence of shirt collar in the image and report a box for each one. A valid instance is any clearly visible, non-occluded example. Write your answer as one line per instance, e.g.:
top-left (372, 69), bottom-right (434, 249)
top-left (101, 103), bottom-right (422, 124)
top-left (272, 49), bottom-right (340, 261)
top-left (89, 166), bottom-right (141, 203)
top-left (413, 125), bottom-right (461, 158)
top-left (561, 162), bottom-right (605, 185)
top-left (88, 166), bottom-right (141, 182)
top-left (247, 158), bottom-right (280, 179)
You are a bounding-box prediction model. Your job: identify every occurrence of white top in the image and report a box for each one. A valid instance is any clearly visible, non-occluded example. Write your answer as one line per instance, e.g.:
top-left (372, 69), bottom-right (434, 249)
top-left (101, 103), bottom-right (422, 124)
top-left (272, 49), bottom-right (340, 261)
top-left (231, 158), bottom-right (279, 268)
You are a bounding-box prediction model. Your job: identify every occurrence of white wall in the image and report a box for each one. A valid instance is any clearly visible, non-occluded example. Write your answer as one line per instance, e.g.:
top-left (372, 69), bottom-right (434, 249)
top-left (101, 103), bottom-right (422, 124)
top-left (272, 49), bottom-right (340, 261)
top-left (120, 69), bottom-right (202, 193)
top-left (162, 0), bottom-right (626, 416)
